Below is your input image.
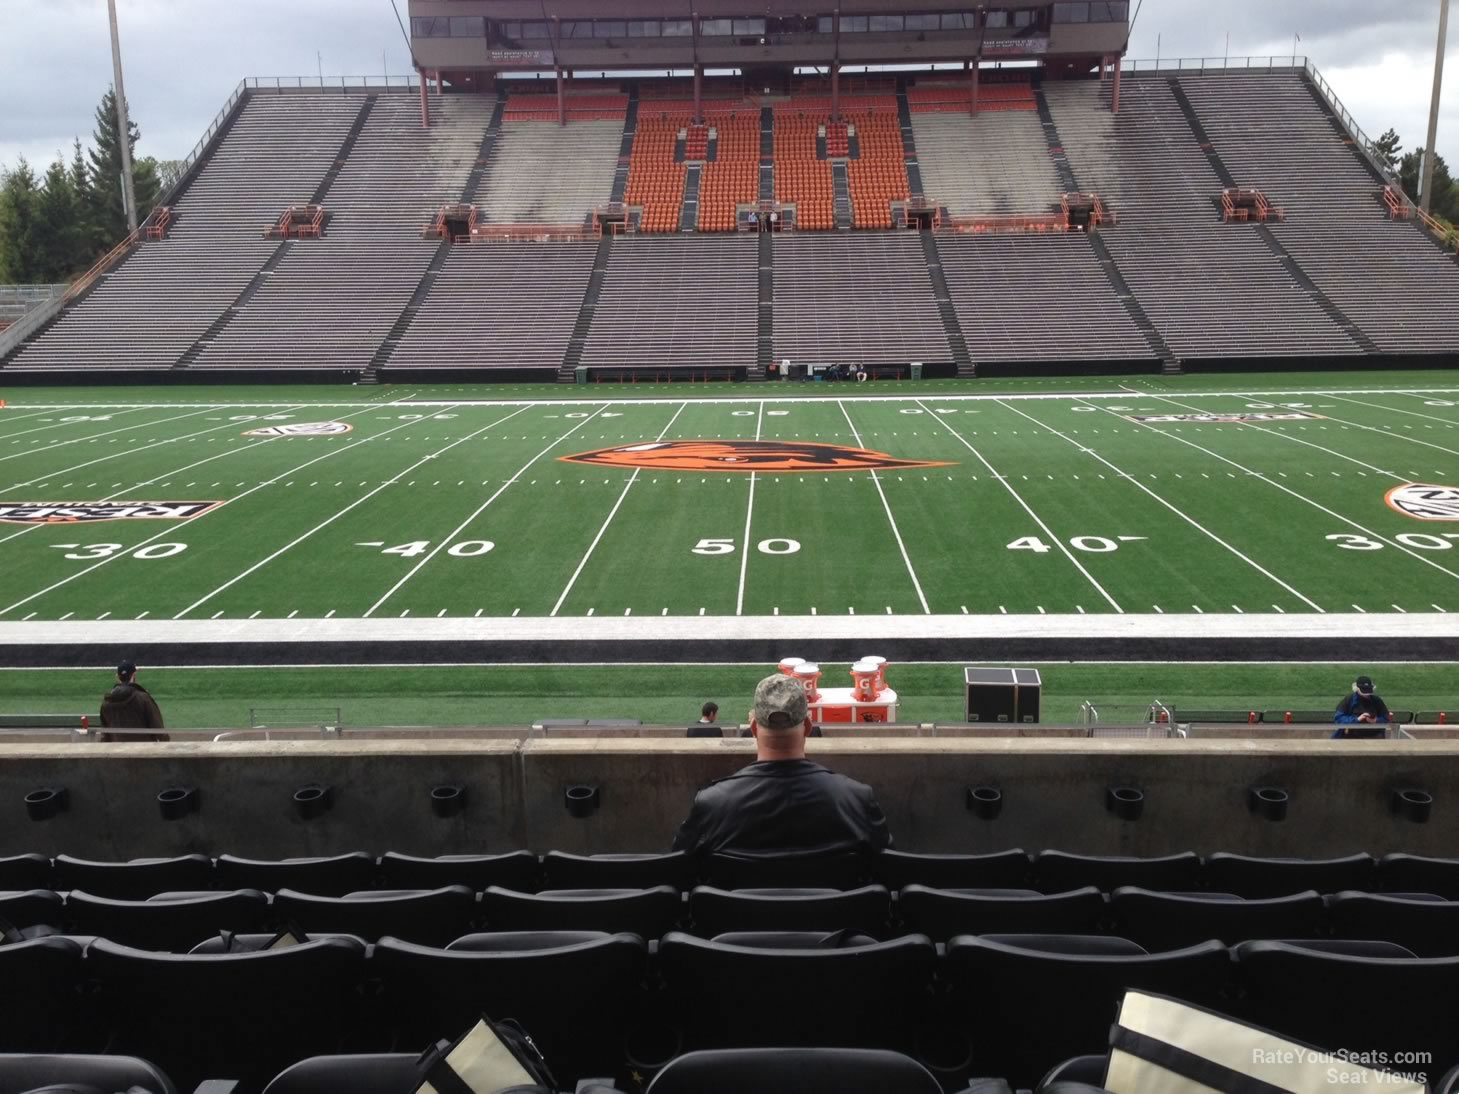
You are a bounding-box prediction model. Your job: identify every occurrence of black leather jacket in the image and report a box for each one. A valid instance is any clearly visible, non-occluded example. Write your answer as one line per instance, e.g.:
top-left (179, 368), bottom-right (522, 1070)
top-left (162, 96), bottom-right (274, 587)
top-left (672, 758), bottom-right (892, 858)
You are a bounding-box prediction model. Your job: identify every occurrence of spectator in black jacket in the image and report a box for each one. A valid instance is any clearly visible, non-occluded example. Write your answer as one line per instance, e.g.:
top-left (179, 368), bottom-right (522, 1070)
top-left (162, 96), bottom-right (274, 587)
top-left (672, 675), bottom-right (890, 859)
top-left (99, 660), bottom-right (169, 742)
top-left (687, 701), bottom-right (723, 738)
top-left (1332, 675), bottom-right (1391, 739)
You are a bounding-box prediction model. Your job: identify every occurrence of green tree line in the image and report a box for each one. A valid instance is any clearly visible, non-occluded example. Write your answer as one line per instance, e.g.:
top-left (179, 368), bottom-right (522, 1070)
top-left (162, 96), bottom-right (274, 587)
top-left (1374, 128), bottom-right (1458, 232)
top-left (0, 89), bottom-right (182, 284)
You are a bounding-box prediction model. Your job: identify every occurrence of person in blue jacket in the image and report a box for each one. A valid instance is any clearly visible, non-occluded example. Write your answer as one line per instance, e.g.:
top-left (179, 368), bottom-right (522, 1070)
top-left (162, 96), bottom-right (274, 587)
top-left (1332, 675), bottom-right (1391, 738)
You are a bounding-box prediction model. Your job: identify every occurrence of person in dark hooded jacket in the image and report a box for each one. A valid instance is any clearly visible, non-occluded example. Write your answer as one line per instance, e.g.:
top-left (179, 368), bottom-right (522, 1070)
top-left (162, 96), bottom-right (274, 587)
top-left (99, 660), bottom-right (169, 742)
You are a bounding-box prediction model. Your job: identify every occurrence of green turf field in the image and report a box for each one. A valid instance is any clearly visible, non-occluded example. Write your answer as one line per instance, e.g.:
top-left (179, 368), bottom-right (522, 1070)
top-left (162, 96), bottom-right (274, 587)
top-left (2, 372), bottom-right (1459, 622)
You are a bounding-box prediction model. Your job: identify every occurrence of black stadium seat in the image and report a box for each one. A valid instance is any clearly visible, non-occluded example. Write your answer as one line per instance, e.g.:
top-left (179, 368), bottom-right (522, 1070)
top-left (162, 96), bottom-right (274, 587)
top-left (943, 934), bottom-right (1232, 1086)
top-left (53, 854), bottom-right (212, 900)
top-left (188, 933), bottom-right (367, 954)
top-left (272, 886), bottom-right (476, 946)
top-left (872, 849), bottom-right (1032, 890)
top-left (646, 1047), bottom-right (944, 1093)
top-left (481, 885), bottom-right (681, 937)
top-left (542, 850), bottom-right (695, 890)
top-left (373, 932), bottom-right (648, 1082)
top-left (1379, 853), bottom-right (1459, 899)
top-left (0, 855), bottom-right (51, 891)
top-left (704, 852), bottom-right (867, 890)
top-left (378, 850), bottom-right (540, 892)
top-left (261, 1054), bottom-right (419, 1094)
top-left (1108, 887), bottom-right (1325, 949)
top-left (898, 886), bottom-right (1105, 942)
top-left (65, 889), bottom-right (271, 951)
top-left (689, 886), bottom-right (892, 935)
top-left (1205, 853), bottom-right (1377, 898)
top-left (0, 1054), bottom-right (176, 1094)
top-left (214, 853), bottom-right (375, 896)
top-left (0, 889), bottom-right (64, 937)
top-left (1327, 891), bottom-right (1459, 956)
top-left (1234, 940), bottom-right (1459, 1076)
top-left (0, 937), bottom-right (84, 1052)
top-left (85, 937), bottom-right (367, 1092)
top-left (657, 931), bottom-right (937, 1054)
top-left (1032, 851), bottom-right (1201, 893)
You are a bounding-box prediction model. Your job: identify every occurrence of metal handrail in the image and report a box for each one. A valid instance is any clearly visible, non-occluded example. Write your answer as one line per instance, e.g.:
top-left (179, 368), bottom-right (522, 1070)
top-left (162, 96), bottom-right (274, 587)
top-left (1122, 54), bottom-right (1308, 73)
top-left (244, 75), bottom-right (419, 91)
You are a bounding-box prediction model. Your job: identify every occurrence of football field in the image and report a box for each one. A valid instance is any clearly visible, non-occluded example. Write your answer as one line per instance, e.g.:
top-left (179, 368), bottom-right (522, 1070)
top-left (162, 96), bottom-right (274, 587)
top-left (3, 376), bottom-right (1459, 631)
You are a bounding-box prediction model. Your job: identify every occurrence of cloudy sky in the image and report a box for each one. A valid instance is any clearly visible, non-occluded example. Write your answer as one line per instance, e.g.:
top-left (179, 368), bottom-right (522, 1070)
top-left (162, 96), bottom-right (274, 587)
top-left (0, 0), bottom-right (1453, 173)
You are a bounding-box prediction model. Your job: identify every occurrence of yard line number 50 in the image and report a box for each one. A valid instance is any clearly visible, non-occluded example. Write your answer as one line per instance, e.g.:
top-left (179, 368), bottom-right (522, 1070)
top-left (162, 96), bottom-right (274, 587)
top-left (693, 538), bottom-right (802, 555)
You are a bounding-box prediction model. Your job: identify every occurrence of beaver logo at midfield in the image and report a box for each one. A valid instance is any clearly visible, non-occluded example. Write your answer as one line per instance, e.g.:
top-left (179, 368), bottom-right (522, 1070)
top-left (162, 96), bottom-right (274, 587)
top-left (561, 440), bottom-right (953, 473)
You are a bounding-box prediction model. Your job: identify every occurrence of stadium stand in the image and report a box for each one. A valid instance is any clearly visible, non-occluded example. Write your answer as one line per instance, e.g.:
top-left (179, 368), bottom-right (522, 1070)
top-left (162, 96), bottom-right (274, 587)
top-left (476, 95), bottom-right (623, 226)
top-left (624, 112), bottom-right (687, 234)
top-left (772, 101), bottom-right (835, 231)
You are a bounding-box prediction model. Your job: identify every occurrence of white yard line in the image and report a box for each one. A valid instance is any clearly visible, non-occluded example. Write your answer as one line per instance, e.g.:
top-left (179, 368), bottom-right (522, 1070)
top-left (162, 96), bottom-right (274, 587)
top-left (735, 401), bottom-right (765, 616)
top-left (0, 406), bottom-right (223, 467)
top-left (921, 399), bottom-right (1123, 614)
top-left (0, 406), bottom-right (141, 439)
top-left (550, 403), bottom-right (689, 618)
top-left (371, 406), bottom-right (613, 619)
top-left (838, 400), bottom-right (931, 614)
top-left (997, 399), bottom-right (1325, 612)
top-left (177, 405), bottom-right (531, 619)
top-left (0, 403), bottom-right (424, 618)
top-left (1318, 392), bottom-right (1459, 440)
top-left (1085, 400), bottom-right (1459, 585)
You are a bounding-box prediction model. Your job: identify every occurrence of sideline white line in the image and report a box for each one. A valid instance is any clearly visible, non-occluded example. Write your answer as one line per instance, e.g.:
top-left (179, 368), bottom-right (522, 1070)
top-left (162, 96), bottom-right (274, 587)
top-left (735, 401), bottom-right (764, 616)
top-left (838, 400), bottom-right (930, 614)
top-left (372, 406), bottom-right (612, 618)
top-left (176, 405), bottom-right (530, 619)
top-left (920, 399), bottom-right (1123, 614)
top-left (0, 403), bottom-right (418, 618)
top-left (6, 658), bottom-right (1456, 670)
top-left (0, 406), bottom-right (222, 467)
top-left (1085, 400), bottom-right (1459, 585)
top-left (551, 403), bottom-right (689, 618)
top-left (997, 399), bottom-right (1325, 612)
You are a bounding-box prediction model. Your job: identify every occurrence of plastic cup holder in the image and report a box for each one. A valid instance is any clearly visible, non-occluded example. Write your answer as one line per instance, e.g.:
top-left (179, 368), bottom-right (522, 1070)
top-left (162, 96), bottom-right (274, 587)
top-left (565, 783), bottom-right (601, 818)
top-left (25, 786), bottom-right (68, 822)
top-left (1391, 788), bottom-right (1433, 824)
top-left (293, 784), bottom-right (334, 820)
top-left (1106, 785), bottom-right (1144, 821)
top-left (430, 784), bottom-right (466, 818)
top-left (1248, 786), bottom-right (1289, 822)
top-left (965, 785), bottom-right (1003, 820)
top-left (157, 786), bottom-right (199, 821)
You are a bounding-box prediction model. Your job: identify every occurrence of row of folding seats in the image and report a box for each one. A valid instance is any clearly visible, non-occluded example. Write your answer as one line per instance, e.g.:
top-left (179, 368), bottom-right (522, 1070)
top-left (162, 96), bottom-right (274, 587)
top-left (6, 930), bottom-right (1458, 1090)
top-left (8, 848), bottom-right (1458, 900)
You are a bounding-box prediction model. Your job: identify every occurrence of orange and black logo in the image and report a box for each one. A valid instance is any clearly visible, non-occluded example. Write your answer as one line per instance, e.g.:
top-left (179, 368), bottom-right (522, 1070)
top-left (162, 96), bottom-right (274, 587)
top-left (560, 440), bottom-right (953, 473)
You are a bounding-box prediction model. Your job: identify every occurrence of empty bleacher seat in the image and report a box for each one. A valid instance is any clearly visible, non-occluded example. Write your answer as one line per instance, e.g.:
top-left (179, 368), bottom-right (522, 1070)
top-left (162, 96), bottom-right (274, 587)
top-left (1108, 887), bottom-right (1325, 950)
top-left (214, 853), bottom-right (375, 896)
top-left (86, 936), bottom-right (367, 1092)
top-left (0, 1054), bottom-right (176, 1094)
top-left (1033, 850), bottom-right (1201, 893)
top-left (1327, 891), bottom-right (1459, 957)
top-left (943, 934), bottom-right (1231, 1086)
top-left (689, 886), bottom-right (891, 936)
top-left (898, 886), bottom-right (1106, 942)
top-left (0, 855), bottom-right (51, 891)
top-left (0, 937), bottom-right (84, 1052)
top-left (542, 850), bottom-right (695, 890)
top-left (65, 890), bottom-right (270, 952)
top-left (481, 885), bottom-right (681, 937)
top-left (1205, 853), bottom-right (1376, 898)
top-left (0, 890), bottom-right (64, 938)
top-left (1379, 853), bottom-right (1459, 899)
top-left (377, 850), bottom-right (540, 891)
top-left (657, 931), bottom-right (937, 1054)
top-left (261, 1054), bottom-right (418, 1094)
top-left (53, 855), bottom-right (213, 901)
top-left (872, 849), bottom-right (1032, 890)
top-left (272, 886), bottom-right (476, 946)
top-left (646, 1047), bottom-right (944, 1094)
top-left (373, 932), bottom-right (647, 1082)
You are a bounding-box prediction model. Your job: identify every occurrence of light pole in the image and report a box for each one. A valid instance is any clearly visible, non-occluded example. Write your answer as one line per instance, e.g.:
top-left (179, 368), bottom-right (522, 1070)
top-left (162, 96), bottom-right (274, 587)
top-left (106, 0), bottom-right (139, 233)
top-left (1420, 0), bottom-right (1450, 214)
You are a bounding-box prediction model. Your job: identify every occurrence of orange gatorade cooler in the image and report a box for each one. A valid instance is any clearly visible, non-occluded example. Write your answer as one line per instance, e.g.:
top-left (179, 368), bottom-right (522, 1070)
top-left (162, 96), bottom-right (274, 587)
top-left (778, 657), bottom-right (806, 676)
top-left (851, 661), bottom-right (879, 703)
top-left (793, 662), bottom-right (821, 702)
top-left (860, 655), bottom-right (888, 694)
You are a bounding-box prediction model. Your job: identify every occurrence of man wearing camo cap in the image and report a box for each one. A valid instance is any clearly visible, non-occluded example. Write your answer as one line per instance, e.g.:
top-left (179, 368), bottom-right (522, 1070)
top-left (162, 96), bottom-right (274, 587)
top-left (672, 674), bottom-right (891, 859)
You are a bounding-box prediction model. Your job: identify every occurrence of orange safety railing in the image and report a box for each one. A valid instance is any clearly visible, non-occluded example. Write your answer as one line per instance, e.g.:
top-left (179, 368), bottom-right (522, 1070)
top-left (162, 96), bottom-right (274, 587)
top-left (65, 229), bottom-right (139, 301)
top-left (943, 212), bottom-right (1070, 234)
top-left (423, 204), bottom-right (478, 242)
top-left (472, 222), bottom-right (593, 243)
top-left (142, 206), bottom-right (173, 240)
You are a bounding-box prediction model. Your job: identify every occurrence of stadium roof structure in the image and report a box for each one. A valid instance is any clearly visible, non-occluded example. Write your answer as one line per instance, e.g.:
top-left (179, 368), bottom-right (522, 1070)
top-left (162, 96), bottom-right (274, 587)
top-left (408, 0), bottom-right (1130, 82)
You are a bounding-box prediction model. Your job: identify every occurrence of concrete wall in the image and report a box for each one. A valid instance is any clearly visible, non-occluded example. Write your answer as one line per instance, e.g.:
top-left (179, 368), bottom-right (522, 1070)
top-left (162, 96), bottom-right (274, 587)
top-left (2, 738), bottom-right (1454, 861)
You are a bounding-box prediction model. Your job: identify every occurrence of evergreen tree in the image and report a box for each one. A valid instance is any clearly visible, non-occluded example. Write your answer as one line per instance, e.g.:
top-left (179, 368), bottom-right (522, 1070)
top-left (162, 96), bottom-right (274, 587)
top-left (69, 137), bottom-right (100, 266)
top-left (1373, 128), bottom-right (1402, 174)
top-left (1400, 148), bottom-right (1458, 225)
top-left (35, 156), bottom-right (81, 282)
top-left (0, 158), bottom-right (43, 283)
top-left (86, 88), bottom-right (160, 244)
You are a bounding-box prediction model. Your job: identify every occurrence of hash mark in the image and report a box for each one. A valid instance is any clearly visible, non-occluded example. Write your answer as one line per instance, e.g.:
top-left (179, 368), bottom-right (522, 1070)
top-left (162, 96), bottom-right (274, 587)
top-left (210, 611), bottom-right (223, 619)
top-left (511, 608), bottom-right (520, 617)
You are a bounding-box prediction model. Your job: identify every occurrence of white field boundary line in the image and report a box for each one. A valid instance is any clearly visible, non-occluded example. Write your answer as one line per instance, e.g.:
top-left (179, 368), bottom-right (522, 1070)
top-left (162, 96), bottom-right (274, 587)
top-left (735, 400), bottom-right (764, 616)
top-left (1, 613), bottom-right (1450, 645)
top-left (838, 399), bottom-right (931, 615)
top-left (1084, 400), bottom-right (1459, 586)
top-left (0, 402), bottom-right (428, 619)
top-left (12, 387), bottom-right (1459, 411)
top-left (550, 403), bottom-right (690, 618)
top-left (0, 405), bottom-right (225, 468)
top-left (919, 399), bottom-right (1124, 614)
top-left (176, 404), bottom-right (532, 620)
top-left (1323, 392), bottom-right (1459, 433)
top-left (0, 406), bottom-right (146, 440)
top-left (369, 406), bottom-right (612, 619)
top-left (1, 404), bottom-right (311, 494)
top-left (996, 399), bottom-right (1326, 612)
